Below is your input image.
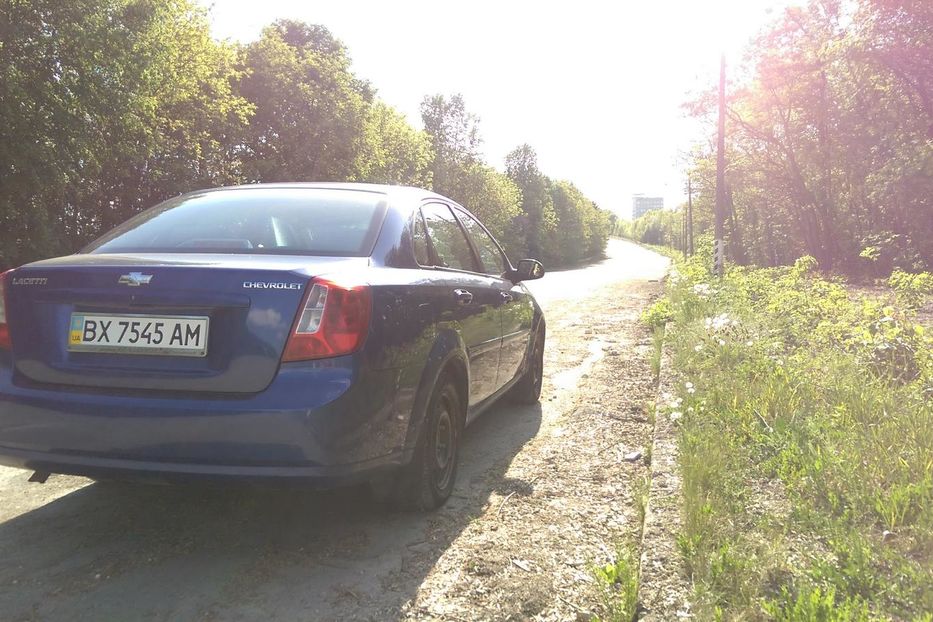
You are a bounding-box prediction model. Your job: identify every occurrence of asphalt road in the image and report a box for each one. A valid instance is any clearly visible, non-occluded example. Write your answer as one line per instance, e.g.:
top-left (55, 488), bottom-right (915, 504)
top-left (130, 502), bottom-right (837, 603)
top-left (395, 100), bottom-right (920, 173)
top-left (0, 239), bottom-right (669, 621)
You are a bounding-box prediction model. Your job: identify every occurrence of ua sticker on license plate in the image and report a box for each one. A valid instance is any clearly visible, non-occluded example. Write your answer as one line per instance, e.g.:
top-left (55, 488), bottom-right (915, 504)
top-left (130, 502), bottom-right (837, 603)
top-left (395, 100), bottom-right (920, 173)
top-left (68, 313), bottom-right (209, 357)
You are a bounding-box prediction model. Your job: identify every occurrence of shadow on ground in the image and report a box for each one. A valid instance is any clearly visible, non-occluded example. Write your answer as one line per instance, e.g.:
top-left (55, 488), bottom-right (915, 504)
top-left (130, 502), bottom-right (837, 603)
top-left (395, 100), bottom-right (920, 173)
top-left (0, 402), bottom-right (542, 621)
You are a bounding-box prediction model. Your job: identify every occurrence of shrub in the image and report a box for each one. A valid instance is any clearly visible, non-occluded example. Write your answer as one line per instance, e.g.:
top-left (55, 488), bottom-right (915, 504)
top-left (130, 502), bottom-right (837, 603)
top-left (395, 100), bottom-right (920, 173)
top-left (662, 243), bottom-right (933, 619)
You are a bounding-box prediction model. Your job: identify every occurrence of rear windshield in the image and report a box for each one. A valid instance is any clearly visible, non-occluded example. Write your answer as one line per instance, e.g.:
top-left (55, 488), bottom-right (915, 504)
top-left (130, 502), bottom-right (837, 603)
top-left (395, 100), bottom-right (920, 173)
top-left (85, 188), bottom-right (388, 256)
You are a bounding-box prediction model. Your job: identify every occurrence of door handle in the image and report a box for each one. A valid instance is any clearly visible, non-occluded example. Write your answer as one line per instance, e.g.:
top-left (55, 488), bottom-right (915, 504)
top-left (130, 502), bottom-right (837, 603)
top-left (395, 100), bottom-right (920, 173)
top-left (453, 289), bottom-right (473, 306)
top-left (500, 291), bottom-right (513, 303)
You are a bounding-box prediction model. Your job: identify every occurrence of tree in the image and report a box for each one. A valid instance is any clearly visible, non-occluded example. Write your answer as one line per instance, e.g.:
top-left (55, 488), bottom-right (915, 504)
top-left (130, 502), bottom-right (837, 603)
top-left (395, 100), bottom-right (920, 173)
top-left (0, 0), bottom-right (250, 268)
top-left (353, 101), bottom-right (434, 187)
top-left (0, 13), bottom-right (612, 271)
top-left (239, 21), bottom-right (369, 183)
top-left (680, 0), bottom-right (931, 275)
top-left (506, 145), bottom-right (557, 264)
top-left (419, 94), bottom-right (525, 259)
top-left (420, 93), bottom-right (482, 195)
top-left (444, 163), bottom-right (525, 259)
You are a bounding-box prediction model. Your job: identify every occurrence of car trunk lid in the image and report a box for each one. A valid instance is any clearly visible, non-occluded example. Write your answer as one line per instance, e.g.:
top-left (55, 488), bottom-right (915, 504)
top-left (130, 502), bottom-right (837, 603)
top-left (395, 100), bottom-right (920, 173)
top-left (5, 253), bottom-right (368, 393)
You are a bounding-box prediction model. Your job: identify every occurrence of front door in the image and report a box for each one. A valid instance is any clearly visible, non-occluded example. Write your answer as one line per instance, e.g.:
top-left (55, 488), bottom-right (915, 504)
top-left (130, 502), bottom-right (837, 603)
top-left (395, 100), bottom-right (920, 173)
top-left (420, 203), bottom-right (502, 405)
top-left (496, 283), bottom-right (534, 384)
top-left (451, 207), bottom-right (533, 389)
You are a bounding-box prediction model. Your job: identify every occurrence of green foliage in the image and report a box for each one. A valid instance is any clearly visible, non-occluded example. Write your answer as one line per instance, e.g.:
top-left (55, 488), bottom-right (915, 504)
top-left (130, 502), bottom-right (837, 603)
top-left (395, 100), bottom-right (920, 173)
top-left (419, 102), bottom-right (612, 268)
top-left (353, 101), bottom-right (434, 187)
top-left (592, 549), bottom-right (639, 622)
top-left (0, 12), bottom-right (612, 270)
top-left (239, 21), bottom-right (368, 182)
top-left (505, 144), bottom-right (558, 263)
top-left (0, 0), bottom-right (252, 266)
top-left (649, 327), bottom-right (664, 380)
top-left (632, 0), bottom-right (933, 275)
top-left (641, 299), bottom-right (674, 329)
top-left (550, 180), bottom-right (610, 264)
top-left (762, 585), bottom-right (871, 622)
top-left (663, 244), bottom-right (933, 619)
top-left (420, 93), bottom-right (482, 192)
top-left (623, 207), bottom-right (688, 251)
top-left (888, 270), bottom-right (933, 310)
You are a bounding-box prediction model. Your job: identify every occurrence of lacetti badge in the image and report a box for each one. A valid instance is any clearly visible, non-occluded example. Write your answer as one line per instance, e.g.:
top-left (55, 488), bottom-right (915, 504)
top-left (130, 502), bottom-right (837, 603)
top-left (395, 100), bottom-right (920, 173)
top-left (12, 277), bottom-right (47, 285)
top-left (243, 281), bottom-right (303, 290)
top-left (118, 272), bottom-right (153, 287)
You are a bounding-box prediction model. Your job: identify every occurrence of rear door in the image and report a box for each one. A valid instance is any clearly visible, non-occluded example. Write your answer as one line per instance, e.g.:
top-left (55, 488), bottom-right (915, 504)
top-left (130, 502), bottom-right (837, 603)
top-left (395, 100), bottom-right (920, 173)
top-left (452, 208), bottom-right (534, 388)
top-left (419, 203), bottom-right (502, 405)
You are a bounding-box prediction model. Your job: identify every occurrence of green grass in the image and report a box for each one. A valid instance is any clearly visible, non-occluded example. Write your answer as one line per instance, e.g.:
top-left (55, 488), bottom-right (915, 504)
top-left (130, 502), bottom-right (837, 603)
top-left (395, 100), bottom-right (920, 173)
top-left (649, 328), bottom-right (664, 381)
top-left (654, 250), bottom-right (933, 620)
top-left (592, 548), bottom-right (640, 622)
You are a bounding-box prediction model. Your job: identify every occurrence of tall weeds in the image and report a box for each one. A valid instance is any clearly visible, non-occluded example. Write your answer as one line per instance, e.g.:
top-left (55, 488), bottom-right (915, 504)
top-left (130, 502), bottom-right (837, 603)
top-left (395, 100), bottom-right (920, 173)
top-left (646, 253), bottom-right (933, 619)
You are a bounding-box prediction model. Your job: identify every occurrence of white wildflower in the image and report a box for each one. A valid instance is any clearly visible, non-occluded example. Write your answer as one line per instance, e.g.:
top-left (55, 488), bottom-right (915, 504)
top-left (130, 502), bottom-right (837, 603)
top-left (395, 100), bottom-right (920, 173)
top-left (705, 313), bottom-right (739, 333)
top-left (718, 339), bottom-right (726, 346)
top-left (670, 411), bottom-right (683, 422)
top-left (694, 344), bottom-right (704, 352)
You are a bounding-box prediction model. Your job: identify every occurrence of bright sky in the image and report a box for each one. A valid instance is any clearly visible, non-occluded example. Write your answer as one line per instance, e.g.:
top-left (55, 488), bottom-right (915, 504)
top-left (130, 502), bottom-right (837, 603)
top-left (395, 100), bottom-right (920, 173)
top-left (206, 0), bottom-right (794, 218)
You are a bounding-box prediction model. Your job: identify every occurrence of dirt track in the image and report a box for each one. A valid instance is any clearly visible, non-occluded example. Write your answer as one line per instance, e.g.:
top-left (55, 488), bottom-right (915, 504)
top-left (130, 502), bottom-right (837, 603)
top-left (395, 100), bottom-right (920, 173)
top-left (0, 240), bottom-right (669, 621)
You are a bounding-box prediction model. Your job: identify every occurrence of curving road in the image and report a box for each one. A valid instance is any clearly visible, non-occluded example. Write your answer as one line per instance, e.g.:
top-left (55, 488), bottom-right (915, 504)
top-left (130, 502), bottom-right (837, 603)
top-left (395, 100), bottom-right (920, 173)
top-left (525, 238), bottom-right (669, 305)
top-left (0, 239), bottom-right (668, 621)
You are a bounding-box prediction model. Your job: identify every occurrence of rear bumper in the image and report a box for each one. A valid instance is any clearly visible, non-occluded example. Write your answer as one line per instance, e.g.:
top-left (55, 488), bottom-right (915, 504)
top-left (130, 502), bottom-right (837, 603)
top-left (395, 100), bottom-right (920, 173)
top-left (0, 355), bottom-right (413, 483)
top-left (0, 445), bottom-right (400, 486)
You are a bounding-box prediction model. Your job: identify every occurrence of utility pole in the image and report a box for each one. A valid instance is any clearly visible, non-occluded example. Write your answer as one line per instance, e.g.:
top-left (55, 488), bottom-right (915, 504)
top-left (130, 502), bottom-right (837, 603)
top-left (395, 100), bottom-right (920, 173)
top-left (687, 176), bottom-right (694, 256)
top-left (682, 200), bottom-right (688, 259)
top-left (714, 54), bottom-right (727, 277)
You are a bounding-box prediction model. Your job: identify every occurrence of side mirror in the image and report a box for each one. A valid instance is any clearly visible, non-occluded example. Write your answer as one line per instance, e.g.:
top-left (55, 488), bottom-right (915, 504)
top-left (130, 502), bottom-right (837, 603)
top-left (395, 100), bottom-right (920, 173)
top-left (511, 258), bottom-right (544, 282)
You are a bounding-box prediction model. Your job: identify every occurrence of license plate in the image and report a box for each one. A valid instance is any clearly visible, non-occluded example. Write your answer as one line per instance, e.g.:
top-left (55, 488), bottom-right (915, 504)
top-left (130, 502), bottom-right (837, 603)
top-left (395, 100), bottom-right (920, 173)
top-left (68, 313), bottom-right (209, 357)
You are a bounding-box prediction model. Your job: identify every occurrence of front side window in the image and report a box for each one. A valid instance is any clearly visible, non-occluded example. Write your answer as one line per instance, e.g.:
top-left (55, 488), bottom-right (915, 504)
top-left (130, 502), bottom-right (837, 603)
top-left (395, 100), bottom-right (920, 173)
top-left (454, 209), bottom-right (507, 276)
top-left (85, 188), bottom-right (388, 256)
top-left (420, 203), bottom-right (478, 272)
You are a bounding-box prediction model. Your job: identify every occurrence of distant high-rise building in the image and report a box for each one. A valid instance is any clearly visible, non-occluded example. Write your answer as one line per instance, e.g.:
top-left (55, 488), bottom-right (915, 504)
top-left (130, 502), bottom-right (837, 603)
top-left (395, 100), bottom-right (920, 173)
top-left (632, 194), bottom-right (664, 219)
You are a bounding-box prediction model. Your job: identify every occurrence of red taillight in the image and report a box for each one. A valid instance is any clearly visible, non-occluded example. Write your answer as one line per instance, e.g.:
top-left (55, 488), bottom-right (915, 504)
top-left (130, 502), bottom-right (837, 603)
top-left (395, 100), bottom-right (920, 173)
top-left (282, 278), bottom-right (371, 362)
top-left (0, 270), bottom-right (11, 350)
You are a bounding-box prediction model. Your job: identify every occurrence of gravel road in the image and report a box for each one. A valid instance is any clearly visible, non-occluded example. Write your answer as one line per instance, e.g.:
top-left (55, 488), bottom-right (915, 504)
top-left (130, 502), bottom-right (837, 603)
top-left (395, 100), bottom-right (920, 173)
top-left (0, 239), bottom-right (669, 621)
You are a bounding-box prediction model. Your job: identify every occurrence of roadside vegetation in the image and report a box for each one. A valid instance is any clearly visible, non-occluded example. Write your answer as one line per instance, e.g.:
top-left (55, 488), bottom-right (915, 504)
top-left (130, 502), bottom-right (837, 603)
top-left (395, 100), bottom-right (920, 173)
top-left (1, 0), bottom-right (610, 270)
top-left (643, 242), bottom-right (932, 620)
top-left (619, 0), bottom-right (931, 277)
top-left (593, 548), bottom-right (640, 622)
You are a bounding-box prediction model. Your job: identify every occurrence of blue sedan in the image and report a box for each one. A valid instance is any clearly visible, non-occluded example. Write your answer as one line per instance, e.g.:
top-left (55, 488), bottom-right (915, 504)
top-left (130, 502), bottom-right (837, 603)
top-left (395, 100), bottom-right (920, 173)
top-left (0, 184), bottom-right (545, 510)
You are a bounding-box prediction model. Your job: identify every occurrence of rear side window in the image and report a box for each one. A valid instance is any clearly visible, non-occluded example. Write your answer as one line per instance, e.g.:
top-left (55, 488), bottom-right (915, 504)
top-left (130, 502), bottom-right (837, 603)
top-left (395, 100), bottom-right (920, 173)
top-left (454, 209), bottom-right (507, 276)
top-left (85, 188), bottom-right (388, 256)
top-left (421, 203), bottom-right (478, 272)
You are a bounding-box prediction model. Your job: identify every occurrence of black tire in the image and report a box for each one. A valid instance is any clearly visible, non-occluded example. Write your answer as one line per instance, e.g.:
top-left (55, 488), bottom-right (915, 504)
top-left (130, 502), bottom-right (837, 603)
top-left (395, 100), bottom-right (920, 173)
top-left (390, 375), bottom-right (462, 511)
top-left (511, 323), bottom-right (545, 405)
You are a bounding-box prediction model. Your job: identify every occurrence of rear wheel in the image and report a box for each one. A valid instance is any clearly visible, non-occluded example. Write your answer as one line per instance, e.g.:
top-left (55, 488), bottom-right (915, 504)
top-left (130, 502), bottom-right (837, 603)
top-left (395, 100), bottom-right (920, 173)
top-left (511, 324), bottom-right (545, 404)
top-left (390, 375), bottom-right (462, 511)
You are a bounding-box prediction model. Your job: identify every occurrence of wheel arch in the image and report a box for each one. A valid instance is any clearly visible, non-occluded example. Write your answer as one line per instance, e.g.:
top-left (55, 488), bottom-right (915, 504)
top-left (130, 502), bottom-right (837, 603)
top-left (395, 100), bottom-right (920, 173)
top-left (401, 329), bottom-right (469, 460)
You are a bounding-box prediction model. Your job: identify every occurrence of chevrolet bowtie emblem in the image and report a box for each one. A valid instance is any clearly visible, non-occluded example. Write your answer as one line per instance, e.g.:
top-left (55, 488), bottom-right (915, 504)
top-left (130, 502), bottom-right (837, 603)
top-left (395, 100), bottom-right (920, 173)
top-left (118, 272), bottom-right (153, 287)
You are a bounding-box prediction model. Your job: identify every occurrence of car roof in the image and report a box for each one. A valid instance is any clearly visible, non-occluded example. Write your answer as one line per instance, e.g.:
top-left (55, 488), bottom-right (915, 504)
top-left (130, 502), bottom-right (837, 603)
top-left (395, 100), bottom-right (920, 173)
top-left (182, 182), bottom-right (448, 213)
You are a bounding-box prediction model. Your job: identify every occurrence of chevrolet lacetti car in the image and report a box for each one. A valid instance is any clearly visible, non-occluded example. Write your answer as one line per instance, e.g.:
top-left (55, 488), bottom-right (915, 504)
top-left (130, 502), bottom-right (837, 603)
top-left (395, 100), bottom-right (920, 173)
top-left (0, 184), bottom-right (546, 510)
